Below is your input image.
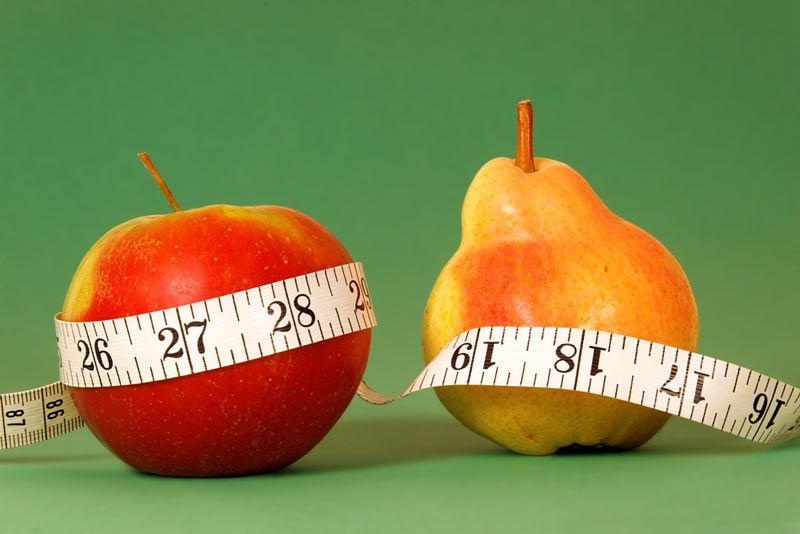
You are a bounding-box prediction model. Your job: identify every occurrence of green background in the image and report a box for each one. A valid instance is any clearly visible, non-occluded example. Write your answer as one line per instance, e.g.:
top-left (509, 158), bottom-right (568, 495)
top-left (1, 0), bottom-right (798, 532)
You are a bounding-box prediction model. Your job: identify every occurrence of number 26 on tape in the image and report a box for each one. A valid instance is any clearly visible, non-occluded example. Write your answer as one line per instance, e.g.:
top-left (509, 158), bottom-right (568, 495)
top-left (78, 338), bottom-right (113, 371)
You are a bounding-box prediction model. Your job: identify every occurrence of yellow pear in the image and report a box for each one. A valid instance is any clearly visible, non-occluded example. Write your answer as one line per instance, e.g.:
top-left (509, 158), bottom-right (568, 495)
top-left (422, 101), bottom-right (699, 454)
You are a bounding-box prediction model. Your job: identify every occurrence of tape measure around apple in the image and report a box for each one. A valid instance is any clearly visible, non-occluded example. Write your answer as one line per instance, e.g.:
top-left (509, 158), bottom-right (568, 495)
top-left (0, 262), bottom-right (376, 450)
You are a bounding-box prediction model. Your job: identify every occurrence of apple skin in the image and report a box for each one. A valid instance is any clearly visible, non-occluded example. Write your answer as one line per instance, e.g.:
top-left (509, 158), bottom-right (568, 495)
top-left (61, 204), bottom-right (371, 477)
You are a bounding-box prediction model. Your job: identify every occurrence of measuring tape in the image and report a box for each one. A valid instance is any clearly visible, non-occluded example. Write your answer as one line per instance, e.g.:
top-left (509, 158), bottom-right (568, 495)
top-left (2, 262), bottom-right (798, 452)
top-left (358, 326), bottom-right (800, 445)
top-left (0, 262), bottom-right (376, 450)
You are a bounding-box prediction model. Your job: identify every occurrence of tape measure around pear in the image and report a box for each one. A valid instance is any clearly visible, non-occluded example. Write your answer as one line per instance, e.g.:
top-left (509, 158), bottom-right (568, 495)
top-left (357, 326), bottom-right (800, 446)
top-left (0, 262), bottom-right (376, 450)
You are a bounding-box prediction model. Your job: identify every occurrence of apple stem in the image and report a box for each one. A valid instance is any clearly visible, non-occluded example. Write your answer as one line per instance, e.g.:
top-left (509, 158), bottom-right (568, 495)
top-left (137, 152), bottom-right (182, 212)
top-left (515, 100), bottom-right (535, 172)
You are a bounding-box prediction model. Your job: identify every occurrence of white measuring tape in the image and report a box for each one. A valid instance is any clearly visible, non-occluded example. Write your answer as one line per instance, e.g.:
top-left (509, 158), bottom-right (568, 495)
top-left (358, 326), bottom-right (800, 446)
top-left (1, 261), bottom-right (798, 452)
top-left (0, 262), bottom-right (376, 450)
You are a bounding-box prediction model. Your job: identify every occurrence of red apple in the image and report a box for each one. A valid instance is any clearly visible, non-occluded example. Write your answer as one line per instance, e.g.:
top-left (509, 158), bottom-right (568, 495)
top-left (60, 155), bottom-right (370, 476)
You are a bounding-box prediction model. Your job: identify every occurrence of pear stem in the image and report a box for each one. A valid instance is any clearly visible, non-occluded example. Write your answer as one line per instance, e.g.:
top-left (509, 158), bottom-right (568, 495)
top-left (137, 152), bottom-right (181, 212)
top-left (515, 100), bottom-right (535, 172)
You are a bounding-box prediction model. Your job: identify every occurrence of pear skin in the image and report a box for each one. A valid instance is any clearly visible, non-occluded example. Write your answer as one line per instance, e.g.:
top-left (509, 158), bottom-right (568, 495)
top-left (422, 101), bottom-right (698, 454)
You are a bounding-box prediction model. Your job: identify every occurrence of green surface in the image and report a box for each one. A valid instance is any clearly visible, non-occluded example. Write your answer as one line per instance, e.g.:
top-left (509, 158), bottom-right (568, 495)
top-left (0, 0), bottom-right (798, 532)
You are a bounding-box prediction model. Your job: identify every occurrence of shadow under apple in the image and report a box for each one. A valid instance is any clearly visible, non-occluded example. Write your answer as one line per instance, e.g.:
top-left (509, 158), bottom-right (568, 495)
top-left (290, 417), bottom-right (501, 473)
